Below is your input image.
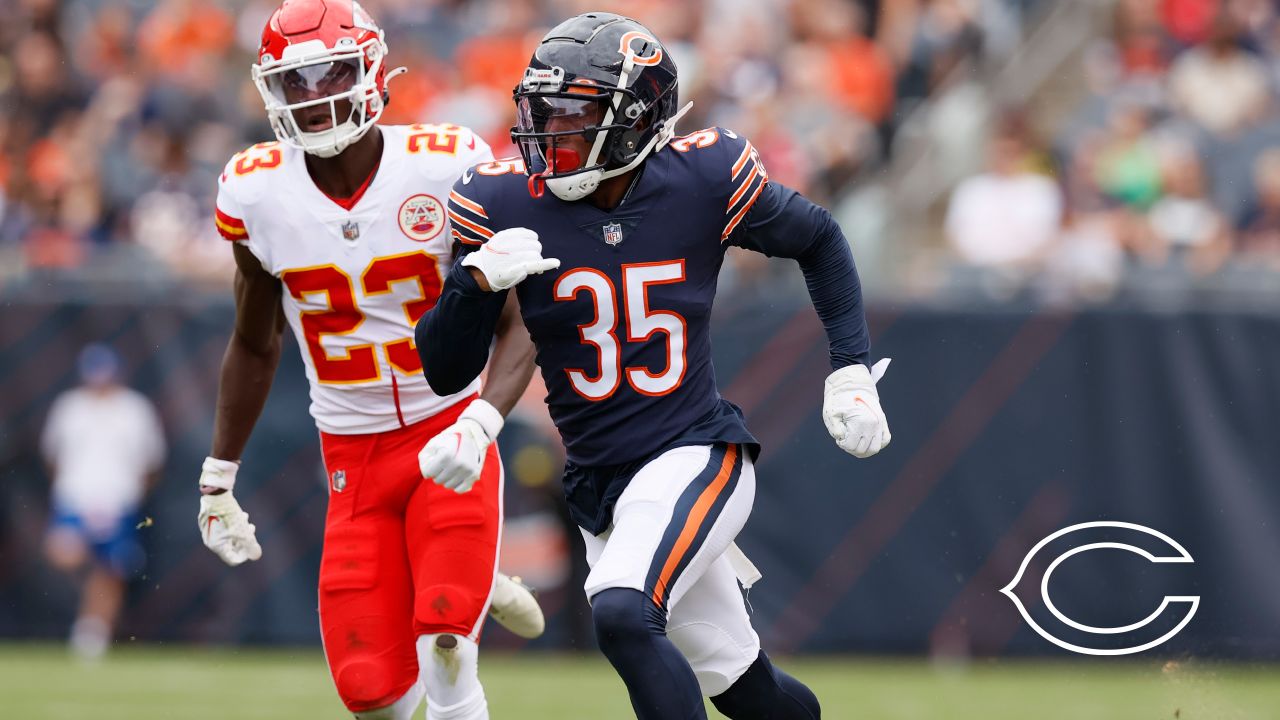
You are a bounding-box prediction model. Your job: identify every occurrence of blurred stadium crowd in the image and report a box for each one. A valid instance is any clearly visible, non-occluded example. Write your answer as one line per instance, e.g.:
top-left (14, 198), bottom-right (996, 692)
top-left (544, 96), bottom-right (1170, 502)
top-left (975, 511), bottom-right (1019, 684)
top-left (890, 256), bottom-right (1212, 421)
top-left (939, 0), bottom-right (1280, 303)
top-left (1, 0), bottom-right (1278, 301)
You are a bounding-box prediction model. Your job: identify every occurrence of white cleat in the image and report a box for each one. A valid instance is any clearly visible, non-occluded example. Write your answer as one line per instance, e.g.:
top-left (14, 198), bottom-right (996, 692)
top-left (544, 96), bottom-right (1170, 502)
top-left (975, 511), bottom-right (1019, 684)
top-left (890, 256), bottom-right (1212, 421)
top-left (487, 573), bottom-right (545, 639)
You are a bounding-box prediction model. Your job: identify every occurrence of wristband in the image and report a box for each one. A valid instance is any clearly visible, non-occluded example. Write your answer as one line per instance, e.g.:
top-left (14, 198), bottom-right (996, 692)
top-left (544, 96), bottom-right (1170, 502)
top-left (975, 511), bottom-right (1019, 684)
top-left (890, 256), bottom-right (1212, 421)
top-left (200, 456), bottom-right (240, 491)
top-left (460, 398), bottom-right (504, 441)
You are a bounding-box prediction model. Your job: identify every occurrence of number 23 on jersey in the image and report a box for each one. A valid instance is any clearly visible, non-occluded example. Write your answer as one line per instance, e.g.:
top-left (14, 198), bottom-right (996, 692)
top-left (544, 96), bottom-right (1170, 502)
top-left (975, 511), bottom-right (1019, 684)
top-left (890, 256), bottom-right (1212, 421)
top-left (281, 251), bottom-right (441, 384)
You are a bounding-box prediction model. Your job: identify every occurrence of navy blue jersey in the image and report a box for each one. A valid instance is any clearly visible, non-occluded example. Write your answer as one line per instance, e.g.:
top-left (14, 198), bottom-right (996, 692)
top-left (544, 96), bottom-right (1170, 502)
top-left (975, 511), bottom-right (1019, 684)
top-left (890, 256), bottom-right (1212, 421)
top-left (421, 127), bottom-right (870, 533)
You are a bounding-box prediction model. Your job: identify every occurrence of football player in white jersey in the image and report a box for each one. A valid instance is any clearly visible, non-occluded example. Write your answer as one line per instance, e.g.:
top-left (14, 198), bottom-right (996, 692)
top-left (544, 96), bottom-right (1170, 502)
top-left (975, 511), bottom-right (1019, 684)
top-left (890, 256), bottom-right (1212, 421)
top-left (197, 2), bottom-right (541, 718)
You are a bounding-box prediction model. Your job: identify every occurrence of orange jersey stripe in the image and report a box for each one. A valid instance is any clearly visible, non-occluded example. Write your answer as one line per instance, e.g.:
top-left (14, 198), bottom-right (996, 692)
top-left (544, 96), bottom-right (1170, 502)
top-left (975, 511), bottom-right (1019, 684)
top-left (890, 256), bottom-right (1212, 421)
top-left (449, 190), bottom-right (488, 218)
top-left (721, 177), bottom-right (767, 241)
top-left (449, 210), bottom-right (494, 239)
top-left (651, 444), bottom-right (739, 607)
top-left (726, 162), bottom-right (761, 211)
top-left (731, 143), bottom-right (755, 179)
top-left (452, 229), bottom-right (483, 246)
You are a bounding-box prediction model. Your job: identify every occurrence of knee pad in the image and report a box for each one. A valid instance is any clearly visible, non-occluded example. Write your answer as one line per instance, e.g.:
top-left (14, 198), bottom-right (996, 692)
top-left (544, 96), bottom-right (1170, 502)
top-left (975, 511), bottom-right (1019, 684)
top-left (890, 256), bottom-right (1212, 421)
top-left (590, 588), bottom-right (666, 655)
top-left (334, 659), bottom-right (402, 713)
top-left (417, 634), bottom-right (487, 720)
top-left (353, 683), bottom-right (424, 720)
top-left (668, 620), bottom-right (760, 696)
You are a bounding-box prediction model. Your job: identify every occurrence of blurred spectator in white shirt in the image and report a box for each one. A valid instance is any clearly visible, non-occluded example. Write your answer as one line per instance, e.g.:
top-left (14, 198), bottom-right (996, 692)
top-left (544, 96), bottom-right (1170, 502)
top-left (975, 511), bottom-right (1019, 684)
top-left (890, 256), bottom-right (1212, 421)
top-left (1145, 144), bottom-right (1232, 275)
top-left (41, 344), bottom-right (165, 660)
top-left (1168, 15), bottom-right (1271, 136)
top-left (945, 116), bottom-right (1063, 272)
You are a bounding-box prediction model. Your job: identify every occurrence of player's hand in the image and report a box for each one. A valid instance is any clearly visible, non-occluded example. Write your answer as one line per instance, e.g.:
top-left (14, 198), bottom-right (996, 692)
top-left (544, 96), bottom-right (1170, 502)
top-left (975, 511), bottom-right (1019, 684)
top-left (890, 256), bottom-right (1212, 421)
top-left (197, 457), bottom-right (263, 566)
top-left (822, 358), bottom-right (892, 459)
top-left (461, 227), bottom-right (560, 291)
top-left (419, 399), bottom-right (504, 493)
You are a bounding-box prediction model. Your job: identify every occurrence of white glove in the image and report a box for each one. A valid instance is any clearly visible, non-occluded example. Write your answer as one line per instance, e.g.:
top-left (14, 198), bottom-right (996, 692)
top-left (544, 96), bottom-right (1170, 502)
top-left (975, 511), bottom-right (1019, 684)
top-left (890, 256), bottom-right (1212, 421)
top-left (460, 227), bottom-right (560, 291)
top-left (197, 457), bottom-right (262, 566)
top-left (822, 358), bottom-right (892, 459)
top-left (419, 399), bottom-right (504, 493)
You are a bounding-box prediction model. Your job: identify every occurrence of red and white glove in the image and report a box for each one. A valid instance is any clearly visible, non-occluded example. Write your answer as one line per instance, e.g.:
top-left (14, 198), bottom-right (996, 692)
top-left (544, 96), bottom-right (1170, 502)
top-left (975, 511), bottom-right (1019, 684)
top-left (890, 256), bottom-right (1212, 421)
top-left (460, 228), bottom-right (560, 291)
top-left (197, 457), bottom-right (262, 566)
top-left (418, 399), bottom-right (504, 493)
top-left (822, 358), bottom-right (892, 459)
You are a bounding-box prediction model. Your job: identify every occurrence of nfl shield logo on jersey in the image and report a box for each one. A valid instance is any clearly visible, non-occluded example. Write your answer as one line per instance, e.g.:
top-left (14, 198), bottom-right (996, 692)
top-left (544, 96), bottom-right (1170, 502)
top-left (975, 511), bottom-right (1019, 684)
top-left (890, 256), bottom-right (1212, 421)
top-left (341, 220), bottom-right (360, 241)
top-left (331, 469), bottom-right (347, 492)
top-left (603, 222), bottom-right (624, 246)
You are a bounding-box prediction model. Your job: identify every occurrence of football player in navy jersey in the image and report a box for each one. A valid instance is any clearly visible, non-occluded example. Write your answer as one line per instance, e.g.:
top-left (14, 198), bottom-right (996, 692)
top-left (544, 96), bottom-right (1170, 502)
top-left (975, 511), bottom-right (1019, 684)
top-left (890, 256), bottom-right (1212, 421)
top-left (416, 12), bottom-right (890, 720)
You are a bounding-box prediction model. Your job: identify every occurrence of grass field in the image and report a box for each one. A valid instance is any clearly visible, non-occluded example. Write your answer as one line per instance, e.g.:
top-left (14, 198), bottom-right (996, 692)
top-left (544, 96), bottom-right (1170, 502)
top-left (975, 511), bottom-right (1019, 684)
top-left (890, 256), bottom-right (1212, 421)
top-left (1, 644), bottom-right (1277, 720)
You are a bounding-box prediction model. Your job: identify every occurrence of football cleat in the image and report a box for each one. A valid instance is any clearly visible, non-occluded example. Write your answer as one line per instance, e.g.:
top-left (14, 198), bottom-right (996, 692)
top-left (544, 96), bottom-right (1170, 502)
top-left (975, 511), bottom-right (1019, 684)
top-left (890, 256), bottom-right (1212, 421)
top-left (487, 573), bottom-right (546, 639)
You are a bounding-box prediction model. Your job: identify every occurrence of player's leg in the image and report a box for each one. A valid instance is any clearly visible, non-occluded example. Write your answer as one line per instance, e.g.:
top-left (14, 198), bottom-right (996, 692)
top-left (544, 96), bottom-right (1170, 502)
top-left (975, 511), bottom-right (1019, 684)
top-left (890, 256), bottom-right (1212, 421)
top-left (667, 555), bottom-right (820, 719)
top-left (584, 443), bottom-right (755, 720)
top-left (318, 433), bottom-right (421, 716)
top-left (405, 436), bottom-right (503, 720)
top-left (352, 683), bottom-right (424, 720)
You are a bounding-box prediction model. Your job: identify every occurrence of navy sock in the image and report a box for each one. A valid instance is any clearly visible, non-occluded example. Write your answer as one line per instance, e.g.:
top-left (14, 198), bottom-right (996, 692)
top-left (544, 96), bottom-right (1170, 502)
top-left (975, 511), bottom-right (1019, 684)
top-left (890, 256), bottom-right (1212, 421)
top-left (592, 587), bottom-right (706, 720)
top-left (710, 651), bottom-right (820, 719)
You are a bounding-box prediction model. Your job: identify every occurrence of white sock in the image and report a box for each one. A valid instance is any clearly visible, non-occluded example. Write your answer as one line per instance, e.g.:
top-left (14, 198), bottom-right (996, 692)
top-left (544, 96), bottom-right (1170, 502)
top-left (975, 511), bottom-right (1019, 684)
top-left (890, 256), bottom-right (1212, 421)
top-left (70, 616), bottom-right (110, 661)
top-left (352, 682), bottom-right (424, 720)
top-left (417, 634), bottom-right (487, 720)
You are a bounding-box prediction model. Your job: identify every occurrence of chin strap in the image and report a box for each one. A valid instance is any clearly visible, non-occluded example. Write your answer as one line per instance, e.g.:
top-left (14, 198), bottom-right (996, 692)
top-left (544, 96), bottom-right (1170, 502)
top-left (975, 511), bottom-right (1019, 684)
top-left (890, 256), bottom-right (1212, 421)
top-left (653, 101), bottom-right (694, 152)
top-left (598, 100), bottom-right (694, 180)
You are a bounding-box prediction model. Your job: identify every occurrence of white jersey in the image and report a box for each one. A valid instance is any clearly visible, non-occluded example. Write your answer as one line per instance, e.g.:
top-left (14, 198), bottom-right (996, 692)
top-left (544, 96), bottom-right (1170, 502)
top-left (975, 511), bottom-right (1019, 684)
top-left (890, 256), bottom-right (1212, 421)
top-left (215, 124), bottom-right (493, 435)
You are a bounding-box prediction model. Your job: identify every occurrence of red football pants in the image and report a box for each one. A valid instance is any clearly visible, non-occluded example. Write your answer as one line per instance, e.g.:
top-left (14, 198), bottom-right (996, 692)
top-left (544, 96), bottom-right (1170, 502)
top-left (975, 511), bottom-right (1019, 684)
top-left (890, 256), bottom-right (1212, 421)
top-left (317, 395), bottom-right (502, 713)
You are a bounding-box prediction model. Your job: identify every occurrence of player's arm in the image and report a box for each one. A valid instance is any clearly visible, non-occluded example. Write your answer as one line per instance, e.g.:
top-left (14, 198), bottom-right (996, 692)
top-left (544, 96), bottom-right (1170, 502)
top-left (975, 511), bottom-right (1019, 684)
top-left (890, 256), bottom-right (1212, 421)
top-left (209, 243), bottom-right (286, 471)
top-left (417, 258), bottom-right (509, 397)
top-left (730, 180), bottom-right (891, 459)
top-left (483, 293), bottom-right (537, 415)
top-left (197, 242), bottom-right (278, 565)
top-left (416, 176), bottom-right (556, 493)
top-left (733, 183), bottom-right (870, 367)
top-left (416, 290), bottom-right (538, 493)
top-left (418, 174), bottom-right (558, 397)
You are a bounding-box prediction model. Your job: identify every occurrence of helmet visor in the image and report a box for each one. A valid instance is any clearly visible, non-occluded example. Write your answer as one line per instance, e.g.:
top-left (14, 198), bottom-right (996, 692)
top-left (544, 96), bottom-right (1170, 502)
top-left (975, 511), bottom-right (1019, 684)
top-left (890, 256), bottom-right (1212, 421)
top-left (264, 59), bottom-right (360, 106)
top-left (515, 94), bottom-right (607, 135)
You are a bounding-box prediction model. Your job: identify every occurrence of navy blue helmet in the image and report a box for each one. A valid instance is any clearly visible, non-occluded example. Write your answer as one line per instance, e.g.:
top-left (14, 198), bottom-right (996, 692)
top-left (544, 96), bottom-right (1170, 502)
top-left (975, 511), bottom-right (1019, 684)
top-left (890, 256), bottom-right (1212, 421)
top-left (511, 12), bottom-right (684, 200)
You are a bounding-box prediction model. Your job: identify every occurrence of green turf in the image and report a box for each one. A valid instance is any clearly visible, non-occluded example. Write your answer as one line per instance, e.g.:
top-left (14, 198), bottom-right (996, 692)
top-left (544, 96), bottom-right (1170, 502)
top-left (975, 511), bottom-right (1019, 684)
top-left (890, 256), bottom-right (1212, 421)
top-left (0, 644), bottom-right (1276, 719)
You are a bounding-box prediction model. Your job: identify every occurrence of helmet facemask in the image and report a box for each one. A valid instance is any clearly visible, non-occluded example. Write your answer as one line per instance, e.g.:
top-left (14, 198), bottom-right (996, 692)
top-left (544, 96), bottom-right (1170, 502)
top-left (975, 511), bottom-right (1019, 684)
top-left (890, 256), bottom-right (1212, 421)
top-left (252, 36), bottom-right (394, 158)
top-left (512, 62), bottom-right (689, 201)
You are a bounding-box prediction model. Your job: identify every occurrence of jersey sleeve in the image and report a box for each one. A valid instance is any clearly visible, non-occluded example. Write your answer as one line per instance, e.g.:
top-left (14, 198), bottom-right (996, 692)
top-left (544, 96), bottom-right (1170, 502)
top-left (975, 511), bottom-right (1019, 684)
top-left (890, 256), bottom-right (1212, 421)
top-left (712, 129), bottom-right (771, 242)
top-left (215, 154), bottom-right (270, 269)
top-left (715, 134), bottom-right (871, 369)
top-left (214, 174), bottom-right (249, 243)
top-left (447, 173), bottom-right (498, 252)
